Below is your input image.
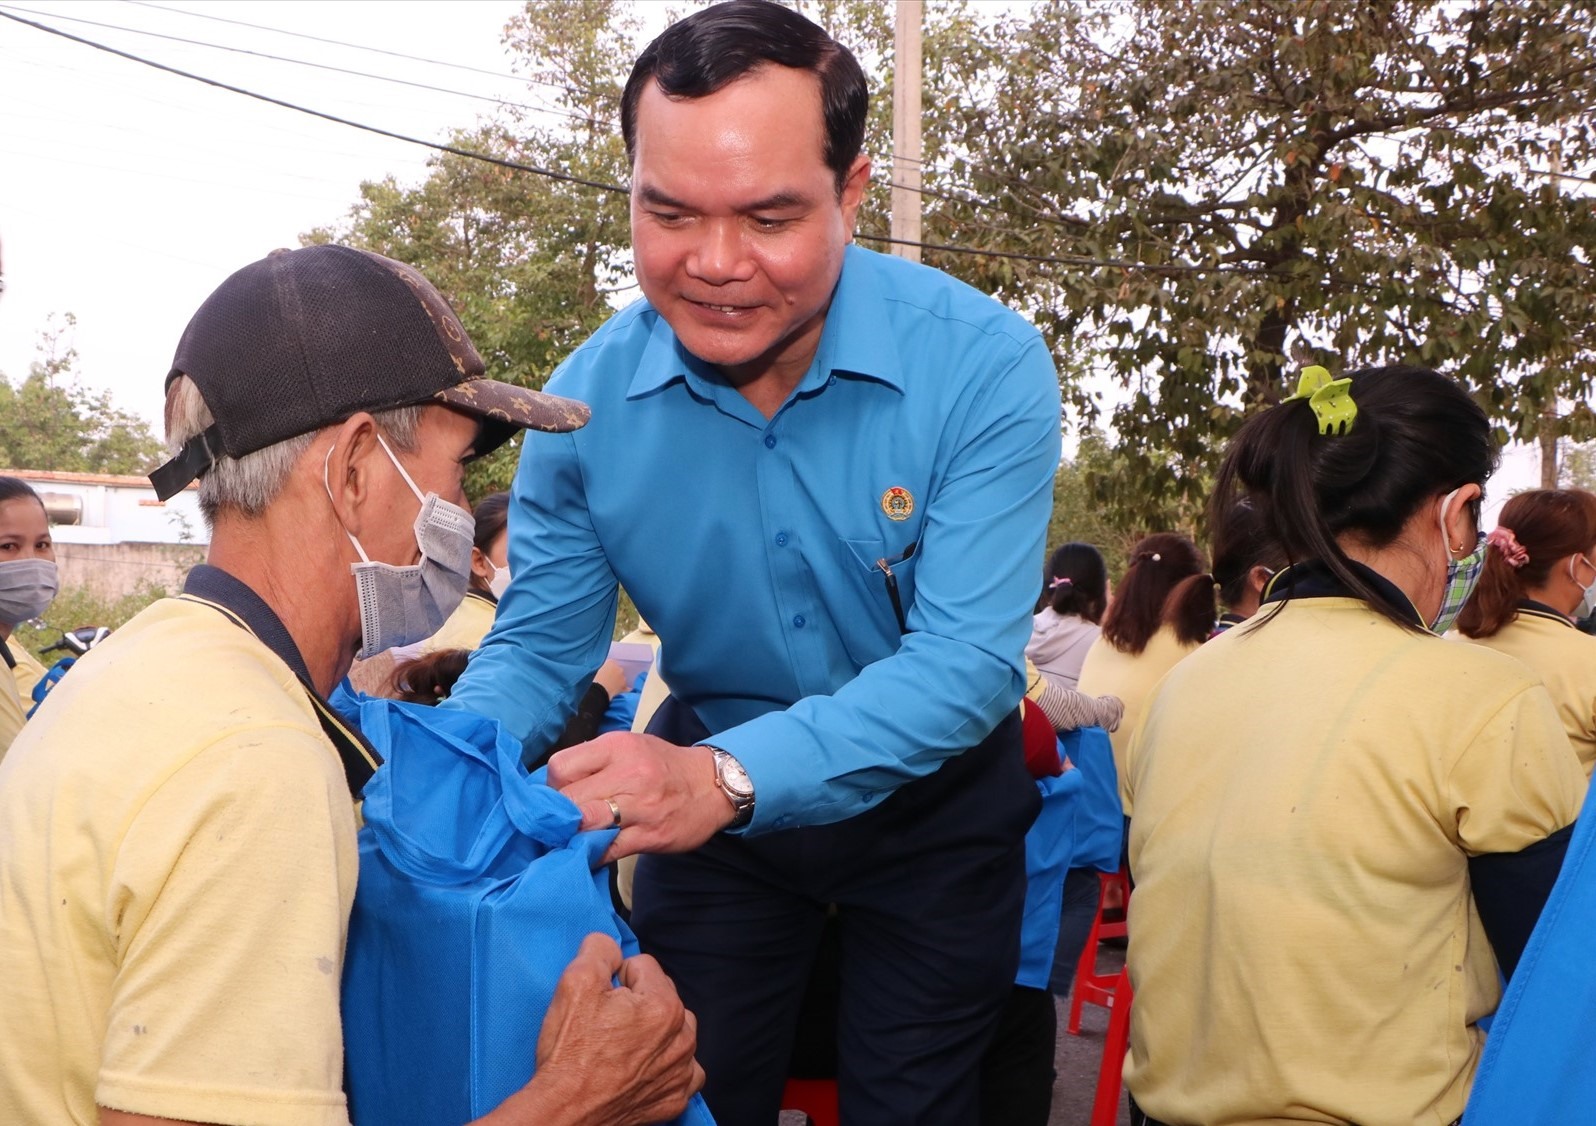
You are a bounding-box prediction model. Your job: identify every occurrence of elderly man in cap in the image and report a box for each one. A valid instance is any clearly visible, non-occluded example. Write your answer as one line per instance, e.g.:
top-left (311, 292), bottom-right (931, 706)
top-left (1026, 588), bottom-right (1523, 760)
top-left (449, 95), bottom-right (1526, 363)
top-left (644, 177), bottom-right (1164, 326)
top-left (0, 245), bottom-right (702, 1126)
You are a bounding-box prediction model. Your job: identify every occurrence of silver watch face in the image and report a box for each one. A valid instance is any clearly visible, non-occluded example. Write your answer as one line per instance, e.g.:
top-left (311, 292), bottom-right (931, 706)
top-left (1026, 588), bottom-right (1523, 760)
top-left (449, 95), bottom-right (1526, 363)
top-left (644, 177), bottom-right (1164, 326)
top-left (716, 751), bottom-right (754, 800)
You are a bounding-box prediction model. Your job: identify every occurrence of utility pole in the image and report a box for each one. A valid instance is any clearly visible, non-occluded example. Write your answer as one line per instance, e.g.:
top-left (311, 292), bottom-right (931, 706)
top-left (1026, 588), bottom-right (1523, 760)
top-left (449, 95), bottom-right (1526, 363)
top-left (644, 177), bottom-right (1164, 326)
top-left (1540, 134), bottom-right (1566, 488)
top-left (891, 0), bottom-right (923, 263)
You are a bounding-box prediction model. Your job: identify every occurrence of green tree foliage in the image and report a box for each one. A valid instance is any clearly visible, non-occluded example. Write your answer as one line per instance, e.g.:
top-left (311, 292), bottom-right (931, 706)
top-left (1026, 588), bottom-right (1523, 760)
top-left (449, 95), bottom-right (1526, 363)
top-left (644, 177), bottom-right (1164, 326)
top-left (926, 0), bottom-right (1596, 523)
top-left (1047, 428), bottom-right (1208, 582)
top-left (0, 315), bottom-right (163, 475)
top-left (305, 0), bottom-right (645, 495)
top-left (309, 0), bottom-right (1594, 535)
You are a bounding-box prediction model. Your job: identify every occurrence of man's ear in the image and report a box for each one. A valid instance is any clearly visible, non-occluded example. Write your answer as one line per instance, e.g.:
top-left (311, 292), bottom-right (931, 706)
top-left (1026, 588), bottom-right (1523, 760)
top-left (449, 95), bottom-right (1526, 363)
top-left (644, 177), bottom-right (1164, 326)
top-left (839, 154), bottom-right (871, 239)
top-left (322, 413), bottom-right (383, 539)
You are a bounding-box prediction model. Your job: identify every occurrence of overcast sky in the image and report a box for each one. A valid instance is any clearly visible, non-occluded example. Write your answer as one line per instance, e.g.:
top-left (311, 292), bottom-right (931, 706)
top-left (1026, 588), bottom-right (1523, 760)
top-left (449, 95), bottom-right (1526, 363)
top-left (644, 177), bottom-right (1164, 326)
top-left (0, 0), bottom-right (536, 426)
top-left (0, 0), bottom-right (1543, 512)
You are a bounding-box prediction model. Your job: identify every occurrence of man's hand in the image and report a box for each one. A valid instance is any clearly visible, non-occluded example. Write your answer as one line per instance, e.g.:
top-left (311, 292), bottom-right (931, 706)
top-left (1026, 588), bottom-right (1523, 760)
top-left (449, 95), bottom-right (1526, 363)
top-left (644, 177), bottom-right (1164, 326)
top-left (548, 732), bottom-right (735, 861)
top-left (480, 934), bottom-right (704, 1126)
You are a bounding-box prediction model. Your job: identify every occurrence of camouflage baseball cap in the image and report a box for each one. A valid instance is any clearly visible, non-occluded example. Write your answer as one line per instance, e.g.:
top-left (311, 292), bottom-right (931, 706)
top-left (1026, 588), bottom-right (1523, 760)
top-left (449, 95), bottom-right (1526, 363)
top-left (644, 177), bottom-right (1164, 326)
top-left (150, 244), bottom-right (588, 500)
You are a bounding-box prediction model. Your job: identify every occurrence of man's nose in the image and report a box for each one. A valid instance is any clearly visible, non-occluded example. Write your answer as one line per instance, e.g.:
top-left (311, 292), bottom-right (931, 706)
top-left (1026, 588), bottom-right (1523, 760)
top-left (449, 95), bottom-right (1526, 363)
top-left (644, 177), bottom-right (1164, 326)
top-left (685, 221), bottom-right (756, 285)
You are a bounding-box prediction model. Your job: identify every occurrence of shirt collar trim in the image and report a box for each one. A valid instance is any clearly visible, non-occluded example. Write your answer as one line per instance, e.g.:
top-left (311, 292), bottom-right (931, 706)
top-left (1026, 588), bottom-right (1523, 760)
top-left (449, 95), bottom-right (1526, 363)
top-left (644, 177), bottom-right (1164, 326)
top-left (1262, 557), bottom-right (1426, 628)
top-left (180, 564), bottom-right (381, 796)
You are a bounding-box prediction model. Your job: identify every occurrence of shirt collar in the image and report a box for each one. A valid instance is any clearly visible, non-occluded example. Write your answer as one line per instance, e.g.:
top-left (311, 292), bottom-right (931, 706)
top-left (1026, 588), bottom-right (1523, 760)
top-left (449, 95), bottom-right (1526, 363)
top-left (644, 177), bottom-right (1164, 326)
top-left (1518, 597), bottom-right (1575, 627)
top-left (180, 563), bottom-right (382, 796)
top-left (1262, 557), bottom-right (1426, 628)
top-left (184, 563), bottom-right (314, 683)
top-left (626, 244), bottom-right (906, 401)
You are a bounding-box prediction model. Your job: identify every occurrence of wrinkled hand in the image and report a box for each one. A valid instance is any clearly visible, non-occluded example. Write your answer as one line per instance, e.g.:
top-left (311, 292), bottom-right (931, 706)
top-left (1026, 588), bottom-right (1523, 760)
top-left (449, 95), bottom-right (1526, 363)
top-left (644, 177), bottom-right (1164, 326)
top-left (502, 934), bottom-right (703, 1126)
top-left (549, 733), bottom-right (734, 862)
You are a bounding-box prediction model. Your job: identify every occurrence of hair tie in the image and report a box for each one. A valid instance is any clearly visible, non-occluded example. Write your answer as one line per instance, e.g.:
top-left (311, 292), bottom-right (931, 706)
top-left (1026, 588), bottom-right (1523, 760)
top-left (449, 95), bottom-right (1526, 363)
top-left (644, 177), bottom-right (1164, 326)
top-left (1048, 576), bottom-right (1073, 589)
top-left (1486, 526), bottom-right (1530, 569)
top-left (1134, 551), bottom-right (1162, 565)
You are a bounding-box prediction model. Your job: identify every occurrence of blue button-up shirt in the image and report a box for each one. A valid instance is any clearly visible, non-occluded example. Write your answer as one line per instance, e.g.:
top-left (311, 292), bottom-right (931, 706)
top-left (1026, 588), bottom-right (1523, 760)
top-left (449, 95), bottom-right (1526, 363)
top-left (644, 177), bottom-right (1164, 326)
top-left (446, 245), bottom-right (1062, 832)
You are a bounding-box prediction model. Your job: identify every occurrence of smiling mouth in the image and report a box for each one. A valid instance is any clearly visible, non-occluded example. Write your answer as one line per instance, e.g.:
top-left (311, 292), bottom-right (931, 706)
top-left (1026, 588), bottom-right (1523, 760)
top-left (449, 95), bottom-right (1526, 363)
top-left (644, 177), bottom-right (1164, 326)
top-left (690, 299), bottom-right (754, 314)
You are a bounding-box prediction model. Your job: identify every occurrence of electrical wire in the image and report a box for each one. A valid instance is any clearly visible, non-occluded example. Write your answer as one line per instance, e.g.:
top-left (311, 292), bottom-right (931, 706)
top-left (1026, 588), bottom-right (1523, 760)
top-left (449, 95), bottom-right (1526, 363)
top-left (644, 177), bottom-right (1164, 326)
top-left (122, 0), bottom-right (578, 94)
top-left (0, 9), bottom-right (632, 196)
top-left (0, 8), bottom-right (1311, 278)
top-left (0, 2), bottom-right (599, 127)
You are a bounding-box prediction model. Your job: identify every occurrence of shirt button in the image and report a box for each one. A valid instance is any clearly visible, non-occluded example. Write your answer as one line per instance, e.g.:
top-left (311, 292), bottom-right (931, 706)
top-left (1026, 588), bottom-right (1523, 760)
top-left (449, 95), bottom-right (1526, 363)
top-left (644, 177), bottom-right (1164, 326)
top-left (775, 532), bottom-right (789, 547)
top-left (792, 614), bottom-right (806, 628)
top-left (764, 434), bottom-right (777, 448)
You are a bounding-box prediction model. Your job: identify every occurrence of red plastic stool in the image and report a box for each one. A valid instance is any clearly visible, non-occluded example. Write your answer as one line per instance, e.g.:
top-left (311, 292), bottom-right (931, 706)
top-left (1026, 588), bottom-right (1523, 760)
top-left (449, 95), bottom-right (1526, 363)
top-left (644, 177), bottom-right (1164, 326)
top-left (1089, 969), bottom-right (1134, 1126)
top-left (782, 1077), bottom-right (840, 1126)
top-left (1067, 868), bottom-right (1131, 1035)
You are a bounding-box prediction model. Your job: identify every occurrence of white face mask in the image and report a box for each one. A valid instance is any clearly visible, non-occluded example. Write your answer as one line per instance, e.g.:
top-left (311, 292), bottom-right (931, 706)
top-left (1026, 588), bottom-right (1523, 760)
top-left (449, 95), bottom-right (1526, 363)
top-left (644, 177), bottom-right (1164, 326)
top-left (486, 559), bottom-right (512, 600)
top-left (324, 436), bottom-right (475, 659)
top-left (0, 558), bottom-right (57, 626)
top-left (1571, 555), bottom-right (1596, 622)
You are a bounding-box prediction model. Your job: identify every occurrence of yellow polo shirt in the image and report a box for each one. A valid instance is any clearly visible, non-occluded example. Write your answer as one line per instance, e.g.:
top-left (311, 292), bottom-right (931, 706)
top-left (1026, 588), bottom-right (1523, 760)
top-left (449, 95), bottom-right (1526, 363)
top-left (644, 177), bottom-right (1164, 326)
top-left (0, 593), bottom-right (362, 1125)
top-left (1123, 597), bottom-right (1585, 1125)
top-left (418, 589), bottom-right (497, 655)
top-left (0, 639), bottom-right (31, 761)
top-left (1077, 624), bottom-right (1200, 811)
top-left (10, 637), bottom-right (46, 700)
top-left (1460, 603), bottom-right (1596, 778)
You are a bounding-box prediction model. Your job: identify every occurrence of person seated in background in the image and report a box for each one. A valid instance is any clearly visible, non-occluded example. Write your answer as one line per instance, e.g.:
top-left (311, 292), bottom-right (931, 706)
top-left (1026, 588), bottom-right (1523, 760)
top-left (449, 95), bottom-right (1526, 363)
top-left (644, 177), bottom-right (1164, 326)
top-left (0, 244), bottom-right (701, 1126)
top-left (1027, 541), bottom-right (1109, 689)
top-left (1457, 488), bottom-right (1596, 778)
top-left (0, 476), bottom-right (57, 759)
top-left (1121, 364), bottom-right (1584, 1126)
top-left (1208, 498), bottom-right (1287, 634)
top-left (1077, 532), bottom-right (1214, 814)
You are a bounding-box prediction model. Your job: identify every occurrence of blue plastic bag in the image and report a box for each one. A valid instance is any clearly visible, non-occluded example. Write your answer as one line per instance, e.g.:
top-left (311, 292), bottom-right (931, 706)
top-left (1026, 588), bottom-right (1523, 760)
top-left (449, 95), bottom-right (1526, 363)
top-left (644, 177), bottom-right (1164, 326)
top-left (1464, 784), bottom-right (1596, 1123)
top-left (337, 695), bottom-right (714, 1125)
top-left (1016, 766), bottom-right (1082, 990)
top-left (1060, 726), bottom-right (1120, 873)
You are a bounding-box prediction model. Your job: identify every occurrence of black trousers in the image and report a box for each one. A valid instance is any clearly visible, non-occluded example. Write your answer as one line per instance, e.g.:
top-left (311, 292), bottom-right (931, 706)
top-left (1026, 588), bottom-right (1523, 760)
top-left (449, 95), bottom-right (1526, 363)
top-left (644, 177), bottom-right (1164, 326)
top-left (630, 698), bottom-right (1039, 1126)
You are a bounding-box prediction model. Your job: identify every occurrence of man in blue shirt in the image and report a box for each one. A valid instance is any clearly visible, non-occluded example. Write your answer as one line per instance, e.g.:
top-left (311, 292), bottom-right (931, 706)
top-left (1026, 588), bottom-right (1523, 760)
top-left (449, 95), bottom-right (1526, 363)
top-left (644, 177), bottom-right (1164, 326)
top-left (446, 3), bottom-right (1061, 1122)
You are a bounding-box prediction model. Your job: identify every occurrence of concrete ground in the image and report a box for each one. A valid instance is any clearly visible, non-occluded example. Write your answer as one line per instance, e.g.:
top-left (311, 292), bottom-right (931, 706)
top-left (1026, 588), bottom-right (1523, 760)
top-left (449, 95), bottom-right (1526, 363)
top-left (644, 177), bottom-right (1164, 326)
top-left (1049, 943), bottom-right (1130, 1126)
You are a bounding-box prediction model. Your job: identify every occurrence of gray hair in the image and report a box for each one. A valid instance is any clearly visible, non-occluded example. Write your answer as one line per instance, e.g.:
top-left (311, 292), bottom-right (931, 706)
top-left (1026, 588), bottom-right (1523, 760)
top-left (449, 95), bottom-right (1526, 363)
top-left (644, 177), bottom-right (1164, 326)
top-left (165, 375), bottom-right (423, 521)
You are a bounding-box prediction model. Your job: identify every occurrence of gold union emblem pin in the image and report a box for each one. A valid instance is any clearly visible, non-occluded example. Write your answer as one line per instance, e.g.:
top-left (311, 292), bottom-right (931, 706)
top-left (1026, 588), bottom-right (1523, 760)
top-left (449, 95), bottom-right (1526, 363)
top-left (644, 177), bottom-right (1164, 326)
top-left (881, 487), bottom-right (914, 522)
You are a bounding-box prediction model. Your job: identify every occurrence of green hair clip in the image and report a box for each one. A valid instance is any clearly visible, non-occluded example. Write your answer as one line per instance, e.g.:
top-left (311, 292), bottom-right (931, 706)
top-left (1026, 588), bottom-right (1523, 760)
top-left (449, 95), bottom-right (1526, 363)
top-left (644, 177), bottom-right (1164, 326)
top-left (1282, 364), bottom-right (1356, 435)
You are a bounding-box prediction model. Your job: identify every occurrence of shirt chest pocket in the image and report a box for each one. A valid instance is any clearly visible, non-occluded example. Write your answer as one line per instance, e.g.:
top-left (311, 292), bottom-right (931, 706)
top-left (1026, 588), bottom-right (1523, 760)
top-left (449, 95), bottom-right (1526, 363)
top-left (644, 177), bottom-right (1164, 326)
top-left (832, 537), bottom-right (920, 666)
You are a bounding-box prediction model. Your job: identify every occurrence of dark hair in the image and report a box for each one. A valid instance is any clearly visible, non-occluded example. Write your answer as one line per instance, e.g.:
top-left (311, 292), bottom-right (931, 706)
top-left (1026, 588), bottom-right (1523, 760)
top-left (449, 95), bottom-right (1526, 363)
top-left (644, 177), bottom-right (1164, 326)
top-left (474, 491), bottom-right (509, 553)
top-left (1211, 500), bottom-right (1288, 610)
top-left (1040, 542), bottom-right (1108, 622)
top-left (1100, 533), bottom-right (1212, 653)
top-left (1458, 488), bottom-right (1596, 638)
top-left (390, 648), bottom-right (471, 705)
top-left (620, 0), bottom-right (869, 194)
top-left (1213, 364), bottom-right (1498, 632)
top-left (0, 477), bottom-right (45, 512)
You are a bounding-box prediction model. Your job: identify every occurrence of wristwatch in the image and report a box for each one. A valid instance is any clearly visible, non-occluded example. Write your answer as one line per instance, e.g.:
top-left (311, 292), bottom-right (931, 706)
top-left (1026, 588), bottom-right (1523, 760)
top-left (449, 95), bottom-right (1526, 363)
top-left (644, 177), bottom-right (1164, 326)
top-left (708, 746), bottom-right (756, 829)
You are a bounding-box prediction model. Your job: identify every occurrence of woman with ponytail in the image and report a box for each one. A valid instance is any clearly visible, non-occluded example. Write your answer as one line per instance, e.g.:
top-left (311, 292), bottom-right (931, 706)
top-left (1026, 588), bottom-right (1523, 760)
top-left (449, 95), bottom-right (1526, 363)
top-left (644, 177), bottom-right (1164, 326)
top-left (1077, 532), bottom-right (1214, 808)
top-left (1119, 365), bottom-right (1585, 1126)
top-left (1457, 489), bottom-right (1596, 776)
top-left (1027, 542), bottom-right (1109, 688)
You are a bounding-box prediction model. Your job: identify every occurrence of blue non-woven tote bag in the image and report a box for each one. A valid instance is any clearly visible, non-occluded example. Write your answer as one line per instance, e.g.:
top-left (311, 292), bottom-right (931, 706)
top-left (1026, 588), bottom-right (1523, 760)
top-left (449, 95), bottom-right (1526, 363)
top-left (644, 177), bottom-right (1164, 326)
top-left (1464, 778), bottom-right (1596, 1123)
top-left (337, 695), bottom-right (714, 1126)
top-left (1016, 766), bottom-right (1082, 989)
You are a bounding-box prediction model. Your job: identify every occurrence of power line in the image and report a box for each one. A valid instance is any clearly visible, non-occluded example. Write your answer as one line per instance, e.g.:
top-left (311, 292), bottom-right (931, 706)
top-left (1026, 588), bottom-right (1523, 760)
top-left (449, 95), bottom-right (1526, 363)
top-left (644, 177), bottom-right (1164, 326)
top-left (0, 2), bottom-right (599, 127)
top-left (0, 10), bottom-right (632, 196)
top-left (0, 9), bottom-right (1305, 280)
top-left (122, 0), bottom-right (578, 95)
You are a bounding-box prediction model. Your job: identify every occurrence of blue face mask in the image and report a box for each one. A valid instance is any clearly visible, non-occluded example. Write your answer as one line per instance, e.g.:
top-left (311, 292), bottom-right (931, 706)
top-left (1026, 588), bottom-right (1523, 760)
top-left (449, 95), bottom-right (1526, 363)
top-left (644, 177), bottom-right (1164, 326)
top-left (1430, 487), bottom-right (1485, 635)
